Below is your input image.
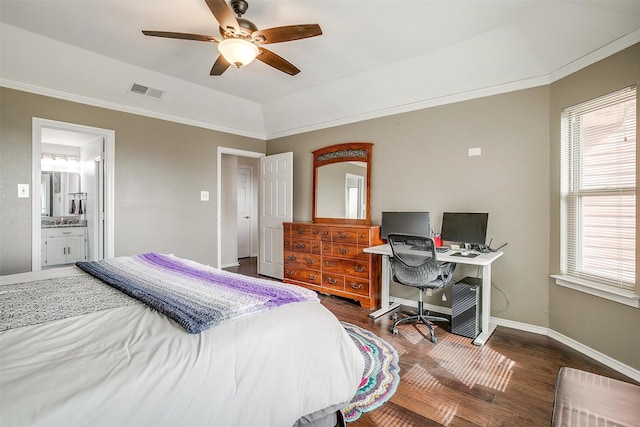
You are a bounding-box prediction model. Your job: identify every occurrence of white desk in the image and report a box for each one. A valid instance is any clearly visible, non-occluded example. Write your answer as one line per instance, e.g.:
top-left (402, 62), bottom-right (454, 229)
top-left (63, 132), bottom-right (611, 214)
top-left (363, 244), bottom-right (504, 346)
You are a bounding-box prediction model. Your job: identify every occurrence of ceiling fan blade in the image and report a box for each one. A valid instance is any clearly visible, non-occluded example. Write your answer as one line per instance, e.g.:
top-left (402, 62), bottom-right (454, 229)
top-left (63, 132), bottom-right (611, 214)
top-left (256, 48), bottom-right (300, 76)
top-left (142, 30), bottom-right (220, 43)
top-left (210, 55), bottom-right (231, 76)
top-left (204, 0), bottom-right (239, 33)
top-left (252, 24), bottom-right (322, 44)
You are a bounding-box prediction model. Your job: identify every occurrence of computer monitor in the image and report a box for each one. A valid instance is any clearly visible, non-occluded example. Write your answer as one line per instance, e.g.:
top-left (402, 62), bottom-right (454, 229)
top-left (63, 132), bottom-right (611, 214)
top-left (440, 212), bottom-right (488, 246)
top-left (380, 211), bottom-right (430, 239)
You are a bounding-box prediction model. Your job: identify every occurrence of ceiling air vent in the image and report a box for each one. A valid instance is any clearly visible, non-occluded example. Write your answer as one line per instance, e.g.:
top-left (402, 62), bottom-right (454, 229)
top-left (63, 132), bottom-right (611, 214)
top-left (129, 83), bottom-right (164, 99)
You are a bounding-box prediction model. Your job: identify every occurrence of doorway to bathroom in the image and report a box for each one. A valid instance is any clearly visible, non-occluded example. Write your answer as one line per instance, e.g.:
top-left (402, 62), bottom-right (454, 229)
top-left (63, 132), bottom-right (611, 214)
top-left (31, 118), bottom-right (115, 271)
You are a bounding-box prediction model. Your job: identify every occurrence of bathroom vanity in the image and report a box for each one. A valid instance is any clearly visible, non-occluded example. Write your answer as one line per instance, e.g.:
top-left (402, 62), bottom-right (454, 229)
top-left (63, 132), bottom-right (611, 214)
top-left (41, 219), bottom-right (87, 267)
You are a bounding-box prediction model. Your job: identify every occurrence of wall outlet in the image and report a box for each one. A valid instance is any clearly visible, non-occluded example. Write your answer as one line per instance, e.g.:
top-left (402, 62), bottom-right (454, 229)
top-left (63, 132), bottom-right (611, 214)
top-left (200, 191), bottom-right (209, 201)
top-left (18, 184), bottom-right (29, 198)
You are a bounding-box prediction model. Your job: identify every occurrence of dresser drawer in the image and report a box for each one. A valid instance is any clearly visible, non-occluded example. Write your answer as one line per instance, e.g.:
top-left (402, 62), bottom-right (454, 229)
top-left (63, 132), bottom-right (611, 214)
top-left (331, 228), bottom-right (358, 244)
top-left (284, 267), bottom-right (321, 286)
top-left (311, 225), bottom-right (332, 241)
top-left (344, 277), bottom-right (370, 296)
top-left (290, 238), bottom-right (321, 254)
top-left (292, 224), bottom-right (313, 238)
top-left (330, 243), bottom-right (370, 260)
top-left (320, 241), bottom-right (332, 255)
top-left (323, 257), bottom-right (370, 279)
top-left (356, 228), bottom-right (372, 245)
top-left (284, 251), bottom-right (321, 269)
top-left (322, 273), bottom-right (345, 291)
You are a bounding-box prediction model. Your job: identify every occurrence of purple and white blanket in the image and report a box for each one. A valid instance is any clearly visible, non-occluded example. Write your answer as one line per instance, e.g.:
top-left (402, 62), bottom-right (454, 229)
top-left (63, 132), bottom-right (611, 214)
top-left (76, 253), bottom-right (319, 333)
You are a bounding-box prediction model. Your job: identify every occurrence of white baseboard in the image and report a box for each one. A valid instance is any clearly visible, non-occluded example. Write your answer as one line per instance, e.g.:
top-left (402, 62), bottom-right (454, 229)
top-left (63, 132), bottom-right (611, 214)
top-left (389, 296), bottom-right (640, 382)
top-left (492, 316), bottom-right (640, 383)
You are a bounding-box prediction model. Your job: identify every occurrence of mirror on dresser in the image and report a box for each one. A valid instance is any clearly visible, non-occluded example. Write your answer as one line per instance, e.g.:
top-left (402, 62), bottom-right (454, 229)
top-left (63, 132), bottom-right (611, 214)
top-left (312, 142), bottom-right (373, 225)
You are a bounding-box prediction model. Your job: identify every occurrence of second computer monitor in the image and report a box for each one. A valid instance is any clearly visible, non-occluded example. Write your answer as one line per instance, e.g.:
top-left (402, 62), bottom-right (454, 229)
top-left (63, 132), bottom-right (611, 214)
top-left (380, 211), bottom-right (430, 239)
top-left (440, 212), bottom-right (488, 246)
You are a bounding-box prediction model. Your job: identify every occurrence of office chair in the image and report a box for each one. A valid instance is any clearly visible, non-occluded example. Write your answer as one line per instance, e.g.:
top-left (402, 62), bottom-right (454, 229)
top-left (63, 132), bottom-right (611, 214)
top-left (387, 234), bottom-right (457, 343)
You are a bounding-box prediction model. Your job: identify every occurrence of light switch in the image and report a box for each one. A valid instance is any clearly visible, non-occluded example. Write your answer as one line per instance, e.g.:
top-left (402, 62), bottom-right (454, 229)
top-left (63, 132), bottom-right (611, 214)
top-left (200, 191), bottom-right (210, 201)
top-left (468, 147), bottom-right (482, 156)
top-left (18, 184), bottom-right (29, 198)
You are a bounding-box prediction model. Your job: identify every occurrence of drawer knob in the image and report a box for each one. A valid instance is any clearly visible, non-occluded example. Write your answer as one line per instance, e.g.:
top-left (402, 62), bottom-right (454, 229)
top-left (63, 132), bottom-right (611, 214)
top-left (308, 274), bottom-right (318, 280)
top-left (285, 269), bottom-right (294, 275)
top-left (338, 232), bottom-right (349, 239)
top-left (351, 283), bottom-right (363, 290)
top-left (327, 277), bottom-right (338, 285)
top-left (305, 258), bottom-right (315, 265)
top-left (295, 243), bottom-right (305, 248)
top-left (354, 265), bottom-right (366, 273)
top-left (339, 247), bottom-right (349, 254)
top-left (288, 255), bottom-right (297, 261)
top-left (325, 261), bottom-right (335, 267)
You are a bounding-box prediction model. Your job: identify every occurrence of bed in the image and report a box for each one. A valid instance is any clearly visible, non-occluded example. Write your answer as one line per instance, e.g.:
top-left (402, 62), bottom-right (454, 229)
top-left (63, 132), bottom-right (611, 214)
top-left (0, 253), bottom-right (364, 427)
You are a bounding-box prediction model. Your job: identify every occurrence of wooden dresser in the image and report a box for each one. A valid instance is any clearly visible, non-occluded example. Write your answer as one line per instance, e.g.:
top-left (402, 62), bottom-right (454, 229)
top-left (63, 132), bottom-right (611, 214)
top-left (283, 222), bottom-right (383, 310)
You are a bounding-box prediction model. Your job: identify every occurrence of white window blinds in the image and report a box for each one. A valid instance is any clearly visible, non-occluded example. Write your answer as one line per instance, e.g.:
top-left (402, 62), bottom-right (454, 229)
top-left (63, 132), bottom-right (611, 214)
top-left (560, 85), bottom-right (636, 291)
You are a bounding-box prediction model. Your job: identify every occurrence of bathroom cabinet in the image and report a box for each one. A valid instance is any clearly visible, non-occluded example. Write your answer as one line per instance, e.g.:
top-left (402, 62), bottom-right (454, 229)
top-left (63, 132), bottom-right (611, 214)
top-left (43, 227), bottom-right (87, 266)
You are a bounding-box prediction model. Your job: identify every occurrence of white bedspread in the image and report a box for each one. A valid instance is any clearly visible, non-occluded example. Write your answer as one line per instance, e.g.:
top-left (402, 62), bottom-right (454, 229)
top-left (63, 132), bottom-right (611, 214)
top-left (0, 267), bottom-right (364, 427)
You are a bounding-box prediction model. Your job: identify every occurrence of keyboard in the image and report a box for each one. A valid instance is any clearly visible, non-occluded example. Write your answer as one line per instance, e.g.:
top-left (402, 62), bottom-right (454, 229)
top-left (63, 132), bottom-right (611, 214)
top-left (436, 247), bottom-right (449, 253)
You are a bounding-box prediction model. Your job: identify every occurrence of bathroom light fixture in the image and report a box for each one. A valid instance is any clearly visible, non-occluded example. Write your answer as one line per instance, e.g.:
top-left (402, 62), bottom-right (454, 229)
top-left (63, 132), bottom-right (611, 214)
top-left (41, 154), bottom-right (80, 173)
top-left (217, 38), bottom-right (259, 68)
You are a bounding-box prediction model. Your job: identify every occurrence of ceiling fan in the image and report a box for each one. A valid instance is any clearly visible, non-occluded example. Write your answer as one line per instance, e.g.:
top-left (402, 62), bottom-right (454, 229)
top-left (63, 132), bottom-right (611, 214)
top-left (142, 0), bottom-right (322, 76)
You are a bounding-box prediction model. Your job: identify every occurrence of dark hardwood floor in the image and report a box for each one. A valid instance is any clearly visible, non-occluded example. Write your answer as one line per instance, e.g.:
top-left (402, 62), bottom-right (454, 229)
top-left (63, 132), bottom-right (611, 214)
top-left (227, 258), bottom-right (638, 426)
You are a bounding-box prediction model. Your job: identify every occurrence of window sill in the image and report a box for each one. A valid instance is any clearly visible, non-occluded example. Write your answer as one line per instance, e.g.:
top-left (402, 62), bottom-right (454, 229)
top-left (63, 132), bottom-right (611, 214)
top-left (551, 275), bottom-right (640, 308)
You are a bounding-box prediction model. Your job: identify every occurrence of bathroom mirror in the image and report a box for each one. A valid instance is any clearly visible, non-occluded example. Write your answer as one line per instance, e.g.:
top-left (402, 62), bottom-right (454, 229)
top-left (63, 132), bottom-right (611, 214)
top-left (312, 142), bottom-right (372, 225)
top-left (41, 172), bottom-right (80, 217)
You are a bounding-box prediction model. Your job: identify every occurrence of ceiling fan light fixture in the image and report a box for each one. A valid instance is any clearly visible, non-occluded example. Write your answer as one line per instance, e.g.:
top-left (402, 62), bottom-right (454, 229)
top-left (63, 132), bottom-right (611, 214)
top-left (218, 38), bottom-right (259, 68)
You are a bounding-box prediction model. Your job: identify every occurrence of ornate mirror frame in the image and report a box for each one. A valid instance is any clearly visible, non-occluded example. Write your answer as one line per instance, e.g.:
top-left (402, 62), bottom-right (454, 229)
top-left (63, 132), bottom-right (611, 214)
top-left (312, 142), bottom-right (373, 225)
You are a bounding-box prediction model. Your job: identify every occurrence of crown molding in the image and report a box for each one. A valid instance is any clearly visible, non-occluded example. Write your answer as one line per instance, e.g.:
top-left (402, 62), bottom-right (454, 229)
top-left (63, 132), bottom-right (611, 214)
top-left (548, 29), bottom-right (640, 83)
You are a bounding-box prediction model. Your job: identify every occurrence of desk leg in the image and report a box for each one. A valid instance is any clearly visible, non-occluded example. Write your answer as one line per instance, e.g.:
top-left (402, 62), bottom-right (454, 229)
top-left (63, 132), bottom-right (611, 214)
top-left (369, 254), bottom-right (400, 319)
top-left (473, 264), bottom-right (497, 346)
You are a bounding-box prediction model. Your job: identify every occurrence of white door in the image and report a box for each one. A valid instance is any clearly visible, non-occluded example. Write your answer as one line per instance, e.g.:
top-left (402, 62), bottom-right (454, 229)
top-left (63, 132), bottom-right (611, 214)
top-left (237, 166), bottom-right (252, 259)
top-left (259, 152), bottom-right (293, 279)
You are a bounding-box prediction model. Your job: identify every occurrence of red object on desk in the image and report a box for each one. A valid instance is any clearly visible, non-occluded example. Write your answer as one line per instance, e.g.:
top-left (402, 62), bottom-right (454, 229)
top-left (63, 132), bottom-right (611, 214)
top-left (433, 236), bottom-right (443, 247)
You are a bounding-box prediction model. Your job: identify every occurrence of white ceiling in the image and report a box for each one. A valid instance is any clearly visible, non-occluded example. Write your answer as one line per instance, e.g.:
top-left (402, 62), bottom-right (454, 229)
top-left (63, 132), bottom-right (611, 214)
top-left (1, 0), bottom-right (639, 139)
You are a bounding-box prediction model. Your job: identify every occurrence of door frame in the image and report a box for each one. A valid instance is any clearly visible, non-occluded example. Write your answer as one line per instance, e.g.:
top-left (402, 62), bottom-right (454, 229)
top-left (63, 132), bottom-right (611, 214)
top-left (31, 118), bottom-right (115, 271)
top-left (216, 147), bottom-right (265, 269)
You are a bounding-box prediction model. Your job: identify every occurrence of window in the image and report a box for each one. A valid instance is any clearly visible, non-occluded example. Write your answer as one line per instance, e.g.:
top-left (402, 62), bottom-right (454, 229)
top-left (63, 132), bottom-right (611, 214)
top-left (558, 86), bottom-right (637, 304)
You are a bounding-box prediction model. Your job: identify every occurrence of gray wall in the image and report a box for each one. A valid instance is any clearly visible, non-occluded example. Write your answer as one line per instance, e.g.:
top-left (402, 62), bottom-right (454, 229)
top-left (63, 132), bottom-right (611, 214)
top-left (268, 86), bottom-right (550, 328)
top-left (0, 88), bottom-right (265, 274)
top-left (268, 43), bottom-right (639, 371)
